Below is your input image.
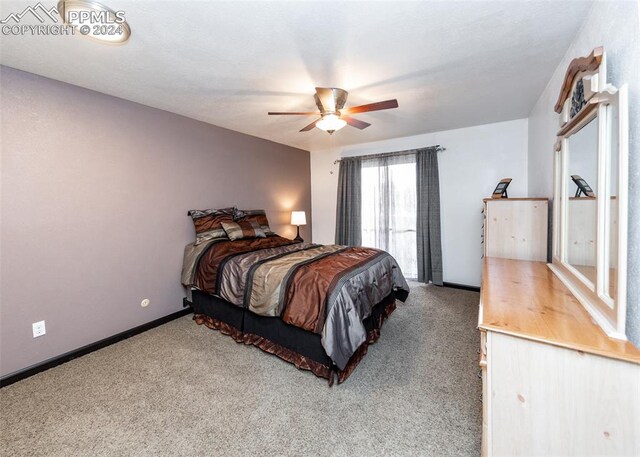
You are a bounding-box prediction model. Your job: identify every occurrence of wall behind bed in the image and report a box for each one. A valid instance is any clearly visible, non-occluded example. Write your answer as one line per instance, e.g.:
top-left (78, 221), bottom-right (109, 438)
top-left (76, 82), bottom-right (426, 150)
top-left (0, 66), bottom-right (311, 377)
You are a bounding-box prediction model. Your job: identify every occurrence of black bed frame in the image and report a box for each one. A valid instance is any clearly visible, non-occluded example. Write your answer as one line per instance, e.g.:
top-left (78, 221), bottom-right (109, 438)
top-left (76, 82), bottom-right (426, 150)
top-left (189, 289), bottom-right (397, 372)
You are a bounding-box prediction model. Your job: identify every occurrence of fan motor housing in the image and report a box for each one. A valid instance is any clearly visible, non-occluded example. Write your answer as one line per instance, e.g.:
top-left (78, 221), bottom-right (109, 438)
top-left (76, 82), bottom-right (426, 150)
top-left (314, 88), bottom-right (348, 113)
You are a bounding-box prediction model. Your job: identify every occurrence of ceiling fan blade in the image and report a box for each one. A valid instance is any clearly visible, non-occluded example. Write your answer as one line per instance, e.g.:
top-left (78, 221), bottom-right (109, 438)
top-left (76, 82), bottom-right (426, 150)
top-left (342, 116), bottom-right (371, 130)
top-left (315, 87), bottom-right (337, 112)
top-left (299, 119), bottom-right (320, 132)
top-left (343, 99), bottom-right (399, 115)
top-left (268, 111), bottom-right (320, 115)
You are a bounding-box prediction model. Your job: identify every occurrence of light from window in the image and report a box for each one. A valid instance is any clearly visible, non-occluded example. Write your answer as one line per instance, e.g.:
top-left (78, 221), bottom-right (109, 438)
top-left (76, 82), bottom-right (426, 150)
top-left (361, 157), bottom-right (417, 278)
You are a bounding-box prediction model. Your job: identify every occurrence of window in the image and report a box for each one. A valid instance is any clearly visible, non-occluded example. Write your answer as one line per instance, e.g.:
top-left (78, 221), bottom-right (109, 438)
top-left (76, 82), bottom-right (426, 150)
top-left (361, 155), bottom-right (417, 278)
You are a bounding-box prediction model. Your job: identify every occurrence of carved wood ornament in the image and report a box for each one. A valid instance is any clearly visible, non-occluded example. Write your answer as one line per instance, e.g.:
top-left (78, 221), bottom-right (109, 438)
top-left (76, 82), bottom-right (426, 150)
top-left (554, 46), bottom-right (603, 114)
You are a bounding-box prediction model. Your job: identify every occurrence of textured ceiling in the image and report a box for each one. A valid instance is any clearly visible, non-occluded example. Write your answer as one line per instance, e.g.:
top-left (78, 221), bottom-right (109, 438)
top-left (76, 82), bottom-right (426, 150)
top-left (0, 0), bottom-right (593, 151)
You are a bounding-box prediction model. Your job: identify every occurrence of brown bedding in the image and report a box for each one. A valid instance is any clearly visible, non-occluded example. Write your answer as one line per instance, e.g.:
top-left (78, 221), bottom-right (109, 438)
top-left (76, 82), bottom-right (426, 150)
top-left (193, 236), bottom-right (297, 292)
top-left (182, 235), bottom-right (409, 369)
top-left (282, 246), bottom-right (387, 334)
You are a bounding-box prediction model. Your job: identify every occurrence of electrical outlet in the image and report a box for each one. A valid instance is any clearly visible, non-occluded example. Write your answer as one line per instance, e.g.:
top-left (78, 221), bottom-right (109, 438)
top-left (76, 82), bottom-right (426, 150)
top-left (32, 320), bottom-right (46, 338)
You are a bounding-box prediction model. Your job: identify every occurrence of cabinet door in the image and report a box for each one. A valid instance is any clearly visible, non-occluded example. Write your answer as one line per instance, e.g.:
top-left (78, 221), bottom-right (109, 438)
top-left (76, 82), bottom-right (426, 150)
top-left (490, 332), bottom-right (640, 456)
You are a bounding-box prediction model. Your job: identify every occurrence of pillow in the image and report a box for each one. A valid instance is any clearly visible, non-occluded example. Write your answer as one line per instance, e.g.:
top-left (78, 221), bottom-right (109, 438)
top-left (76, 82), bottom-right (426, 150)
top-left (188, 207), bottom-right (235, 245)
top-left (221, 220), bottom-right (266, 241)
top-left (234, 209), bottom-right (274, 235)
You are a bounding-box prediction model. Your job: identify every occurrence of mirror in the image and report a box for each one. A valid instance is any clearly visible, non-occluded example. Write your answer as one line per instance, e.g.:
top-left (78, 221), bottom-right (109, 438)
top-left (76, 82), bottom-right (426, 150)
top-left (604, 101), bottom-right (620, 303)
top-left (550, 47), bottom-right (629, 338)
top-left (553, 151), bottom-right (563, 259)
top-left (565, 117), bottom-right (598, 286)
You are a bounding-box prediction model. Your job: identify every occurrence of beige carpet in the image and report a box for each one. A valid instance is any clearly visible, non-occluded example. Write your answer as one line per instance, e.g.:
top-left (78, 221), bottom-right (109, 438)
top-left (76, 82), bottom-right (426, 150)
top-left (0, 283), bottom-right (481, 456)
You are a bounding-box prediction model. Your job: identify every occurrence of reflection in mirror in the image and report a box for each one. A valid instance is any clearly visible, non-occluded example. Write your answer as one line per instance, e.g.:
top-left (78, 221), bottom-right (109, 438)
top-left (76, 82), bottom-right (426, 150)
top-left (554, 151), bottom-right (563, 259)
top-left (604, 103), bottom-right (619, 304)
top-left (566, 116), bottom-right (598, 286)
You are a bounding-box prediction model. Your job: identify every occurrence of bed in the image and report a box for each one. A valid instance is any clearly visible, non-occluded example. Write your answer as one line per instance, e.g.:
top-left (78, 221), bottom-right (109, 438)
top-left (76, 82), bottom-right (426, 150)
top-left (181, 208), bottom-right (410, 385)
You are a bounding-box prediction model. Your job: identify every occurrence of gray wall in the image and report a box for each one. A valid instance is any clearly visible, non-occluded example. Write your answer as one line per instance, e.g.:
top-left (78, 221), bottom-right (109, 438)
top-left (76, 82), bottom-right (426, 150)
top-left (0, 66), bottom-right (312, 377)
top-left (527, 1), bottom-right (640, 346)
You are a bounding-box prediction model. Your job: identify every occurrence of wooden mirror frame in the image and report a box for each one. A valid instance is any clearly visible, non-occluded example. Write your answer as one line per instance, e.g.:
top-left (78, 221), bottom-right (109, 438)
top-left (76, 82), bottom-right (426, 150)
top-left (549, 47), bottom-right (629, 339)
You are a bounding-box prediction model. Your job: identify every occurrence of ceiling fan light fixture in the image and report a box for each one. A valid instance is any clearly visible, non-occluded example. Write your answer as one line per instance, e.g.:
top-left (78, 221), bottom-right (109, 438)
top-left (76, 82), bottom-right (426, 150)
top-left (316, 114), bottom-right (346, 133)
top-left (57, 0), bottom-right (131, 44)
top-left (268, 87), bottom-right (398, 134)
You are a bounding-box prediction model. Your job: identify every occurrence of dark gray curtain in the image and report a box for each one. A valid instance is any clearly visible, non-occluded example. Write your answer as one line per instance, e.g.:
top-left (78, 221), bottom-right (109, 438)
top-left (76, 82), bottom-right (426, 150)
top-left (416, 147), bottom-right (443, 285)
top-left (335, 157), bottom-right (362, 245)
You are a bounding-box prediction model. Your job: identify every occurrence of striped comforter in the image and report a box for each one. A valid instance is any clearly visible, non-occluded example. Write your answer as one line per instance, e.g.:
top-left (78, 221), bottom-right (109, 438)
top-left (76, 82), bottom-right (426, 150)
top-left (181, 235), bottom-right (409, 369)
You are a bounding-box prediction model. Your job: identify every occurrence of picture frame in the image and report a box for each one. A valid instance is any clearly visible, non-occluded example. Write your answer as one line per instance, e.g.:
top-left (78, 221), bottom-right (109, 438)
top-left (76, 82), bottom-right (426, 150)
top-left (491, 178), bottom-right (512, 199)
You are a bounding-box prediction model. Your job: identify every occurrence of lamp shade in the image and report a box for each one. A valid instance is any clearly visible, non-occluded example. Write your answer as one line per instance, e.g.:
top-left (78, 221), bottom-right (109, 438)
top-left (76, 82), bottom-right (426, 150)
top-left (316, 114), bottom-right (347, 132)
top-left (290, 211), bottom-right (307, 226)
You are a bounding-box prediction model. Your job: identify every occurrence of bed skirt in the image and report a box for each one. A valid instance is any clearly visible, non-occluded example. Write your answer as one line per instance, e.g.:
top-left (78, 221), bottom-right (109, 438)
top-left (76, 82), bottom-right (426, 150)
top-left (191, 291), bottom-right (397, 386)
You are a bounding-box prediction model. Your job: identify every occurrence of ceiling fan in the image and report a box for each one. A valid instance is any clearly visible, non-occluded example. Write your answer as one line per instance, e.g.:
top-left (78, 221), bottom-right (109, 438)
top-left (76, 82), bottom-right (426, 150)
top-left (268, 87), bottom-right (399, 134)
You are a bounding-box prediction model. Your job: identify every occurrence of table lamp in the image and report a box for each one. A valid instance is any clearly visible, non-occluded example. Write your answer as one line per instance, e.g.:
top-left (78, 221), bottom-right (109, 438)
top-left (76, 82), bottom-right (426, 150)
top-left (290, 211), bottom-right (306, 242)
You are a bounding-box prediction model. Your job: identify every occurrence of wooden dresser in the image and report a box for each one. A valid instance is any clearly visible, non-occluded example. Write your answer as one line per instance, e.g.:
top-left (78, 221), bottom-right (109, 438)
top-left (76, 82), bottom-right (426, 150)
top-left (478, 257), bottom-right (640, 456)
top-left (483, 198), bottom-right (548, 262)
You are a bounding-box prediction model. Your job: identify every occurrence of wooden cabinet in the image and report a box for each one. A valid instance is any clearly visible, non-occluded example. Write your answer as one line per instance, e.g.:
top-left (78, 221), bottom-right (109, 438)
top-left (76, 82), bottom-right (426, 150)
top-left (479, 258), bottom-right (640, 456)
top-left (479, 327), bottom-right (490, 457)
top-left (483, 198), bottom-right (548, 262)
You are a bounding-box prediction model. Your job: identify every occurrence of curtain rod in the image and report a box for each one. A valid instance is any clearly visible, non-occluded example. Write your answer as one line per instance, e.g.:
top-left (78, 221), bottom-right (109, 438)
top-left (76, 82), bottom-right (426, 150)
top-left (332, 145), bottom-right (446, 164)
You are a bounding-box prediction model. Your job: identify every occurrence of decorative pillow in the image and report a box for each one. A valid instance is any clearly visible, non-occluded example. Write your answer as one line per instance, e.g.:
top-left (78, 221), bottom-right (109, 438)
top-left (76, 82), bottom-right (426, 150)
top-left (188, 207), bottom-right (235, 245)
top-left (234, 209), bottom-right (274, 235)
top-left (221, 220), bottom-right (266, 241)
